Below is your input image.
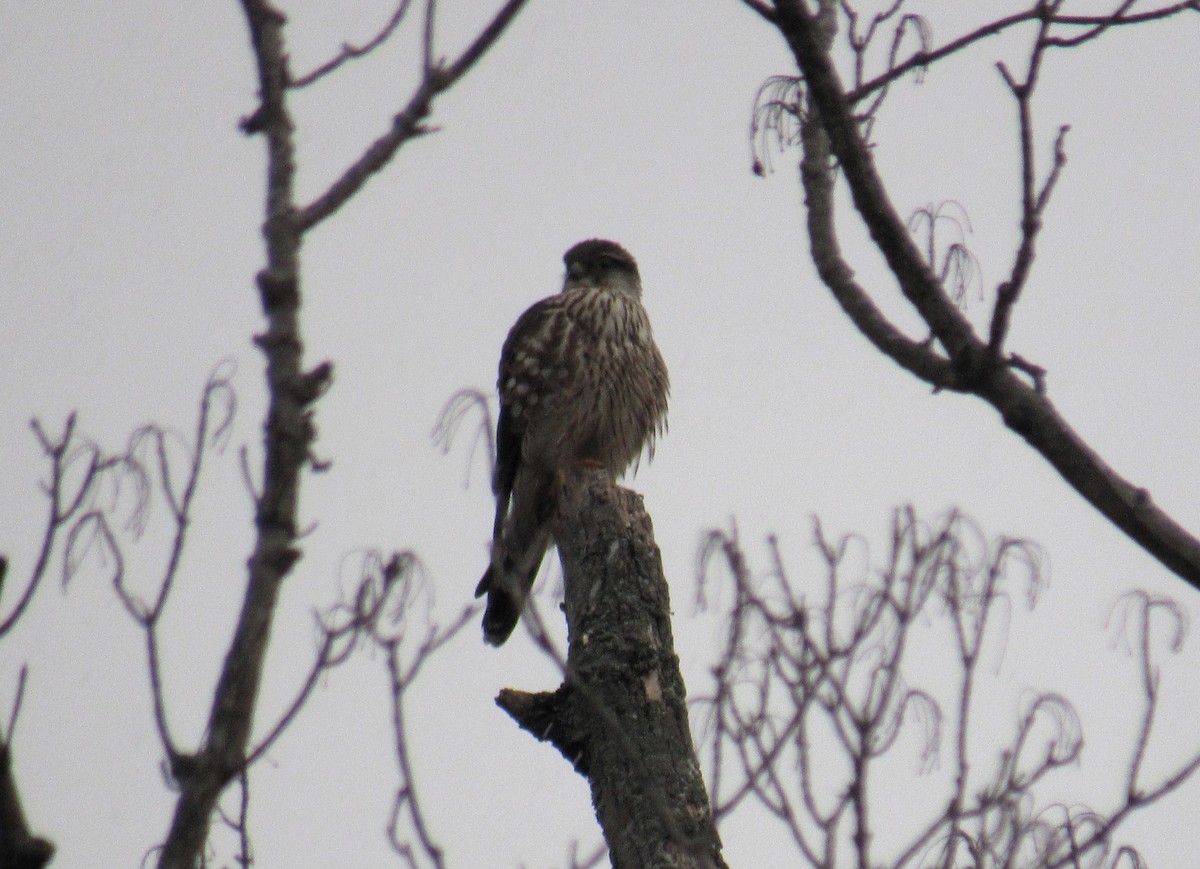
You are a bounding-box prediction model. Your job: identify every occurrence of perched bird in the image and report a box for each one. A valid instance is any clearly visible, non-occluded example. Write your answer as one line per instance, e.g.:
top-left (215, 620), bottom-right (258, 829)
top-left (475, 239), bottom-right (670, 646)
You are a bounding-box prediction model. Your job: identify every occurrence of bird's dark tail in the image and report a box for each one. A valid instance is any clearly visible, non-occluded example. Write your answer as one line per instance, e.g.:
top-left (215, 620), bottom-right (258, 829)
top-left (475, 537), bottom-right (549, 647)
top-left (476, 564), bottom-right (523, 646)
top-left (476, 474), bottom-right (554, 646)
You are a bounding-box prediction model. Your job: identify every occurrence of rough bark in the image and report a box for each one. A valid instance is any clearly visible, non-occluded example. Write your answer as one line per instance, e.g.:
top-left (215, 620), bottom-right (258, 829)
top-left (497, 469), bottom-right (726, 869)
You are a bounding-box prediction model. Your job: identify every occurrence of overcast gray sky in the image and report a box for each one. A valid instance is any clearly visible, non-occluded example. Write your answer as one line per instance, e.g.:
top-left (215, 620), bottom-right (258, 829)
top-left (2, 2), bottom-right (1199, 866)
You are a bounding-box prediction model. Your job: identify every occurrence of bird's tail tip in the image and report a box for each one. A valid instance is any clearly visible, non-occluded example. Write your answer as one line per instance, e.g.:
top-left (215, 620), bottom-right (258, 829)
top-left (481, 591), bottom-right (521, 646)
top-left (476, 565), bottom-right (520, 646)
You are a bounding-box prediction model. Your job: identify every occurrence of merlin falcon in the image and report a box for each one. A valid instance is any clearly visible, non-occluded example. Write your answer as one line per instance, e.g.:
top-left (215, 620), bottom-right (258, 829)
top-left (475, 239), bottom-right (670, 646)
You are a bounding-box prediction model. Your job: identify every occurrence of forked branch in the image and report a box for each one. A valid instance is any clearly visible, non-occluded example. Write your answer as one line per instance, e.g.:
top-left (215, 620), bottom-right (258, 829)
top-left (761, 0), bottom-right (1200, 590)
top-left (842, 0), bottom-right (1200, 103)
top-left (290, 0), bottom-right (415, 88)
top-left (698, 508), bottom-right (1200, 867)
top-left (295, 0), bottom-right (530, 232)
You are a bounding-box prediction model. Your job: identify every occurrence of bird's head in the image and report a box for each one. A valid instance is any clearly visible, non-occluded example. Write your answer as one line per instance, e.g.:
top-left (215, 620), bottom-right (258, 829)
top-left (562, 239), bottom-right (642, 297)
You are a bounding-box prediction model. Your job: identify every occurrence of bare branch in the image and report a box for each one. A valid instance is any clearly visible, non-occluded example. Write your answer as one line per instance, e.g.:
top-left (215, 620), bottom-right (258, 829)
top-left (385, 650), bottom-right (445, 869)
top-left (296, 0), bottom-right (530, 232)
top-left (213, 771), bottom-right (253, 868)
top-left (749, 74), bottom-right (804, 177)
top-left (987, 2), bottom-right (1069, 356)
top-left (129, 364), bottom-right (238, 622)
top-left (290, 0), bottom-right (415, 88)
top-left (698, 507), bottom-right (1198, 867)
top-left (150, 0), bottom-right (523, 857)
top-left (839, 0), bottom-right (930, 136)
top-left (560, 840), bottom-right (609, 869)
top-left (155, 1), bottom-right (320, 862)
top-left (763, 0), bottom-right (1200, 591)
top-left (345, 552), bottom-right (473, 869)
top-left (1032, 593), bottom-right (1200, 869)
top-left (3, 668), bottom-right (26, 749)
top-left (786, 76), bottom-right (958, 388)
top-left (845, 1), bottom-right (1200, 102)
top-left (1008, 352), bottom-right (1047, 394)
top-left (432, 388), bottom-right (496, 489)
top-left (71, 368), bottom-right (241, 769)
top-left (0, 415), bottom-right (131, 636)
top-left (908, 201), bottom-right (982, 307)
top-left (421, 0), bottom-right (437, 77)
top-left (1046, 0), bottom-right (1198, 48)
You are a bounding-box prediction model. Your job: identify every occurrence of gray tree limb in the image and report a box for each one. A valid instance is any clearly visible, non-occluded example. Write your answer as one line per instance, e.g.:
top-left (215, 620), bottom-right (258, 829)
top-left (155, 3), bottom-right (325, 865)
top-left (768, 0), bottom-right (1200, 591)
top-left (498, 469), bottom-right (726, 869)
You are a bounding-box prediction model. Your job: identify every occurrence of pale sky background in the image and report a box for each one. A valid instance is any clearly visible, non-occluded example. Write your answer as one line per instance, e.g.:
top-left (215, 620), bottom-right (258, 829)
top-left (2, 2), bottom-right (1199, 867)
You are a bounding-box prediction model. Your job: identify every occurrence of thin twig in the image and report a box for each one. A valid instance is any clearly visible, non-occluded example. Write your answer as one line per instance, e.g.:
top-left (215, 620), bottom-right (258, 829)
top-left (3, 666), bottom-right (28, 745)
top-left (296, 0), bottom-right (529, 233)
top-left (988, 5), bottom-right (1069, 356)
top-left (1, 416), bottom-right (120, 636)
top-left (845, 1), bottom-right (1200, 102)
top-left (290, 0), bottom-right (416, 88)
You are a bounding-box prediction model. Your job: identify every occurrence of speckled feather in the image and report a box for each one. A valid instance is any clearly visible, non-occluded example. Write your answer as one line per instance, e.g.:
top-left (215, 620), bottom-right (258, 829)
top-left (476, 239), bottom-right (669, 646)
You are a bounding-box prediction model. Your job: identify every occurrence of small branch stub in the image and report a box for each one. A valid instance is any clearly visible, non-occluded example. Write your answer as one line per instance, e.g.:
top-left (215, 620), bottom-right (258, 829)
top-left (496, 685), bottom-right (588, 772)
